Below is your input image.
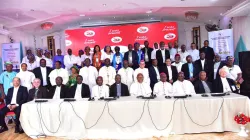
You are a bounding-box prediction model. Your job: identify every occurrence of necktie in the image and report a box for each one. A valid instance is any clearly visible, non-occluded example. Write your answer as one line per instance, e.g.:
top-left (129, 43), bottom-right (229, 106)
top-left (34, 88), bottom-right (39, 99)
top-left (202, 81), bottom-right (211, 93)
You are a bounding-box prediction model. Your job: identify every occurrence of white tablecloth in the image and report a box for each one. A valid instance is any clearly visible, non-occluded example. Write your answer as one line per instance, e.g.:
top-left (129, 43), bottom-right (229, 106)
top-left (20, 94), bottom-right (250, 139)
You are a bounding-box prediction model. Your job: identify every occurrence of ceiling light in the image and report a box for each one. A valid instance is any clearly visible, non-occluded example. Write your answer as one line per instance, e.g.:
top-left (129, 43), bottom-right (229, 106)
top-left (79, 14), bottom-right (85, 17)
top-left (103, 4), bottom-right (106, 6)
top-left (146, 10), bottom-right (152, 14)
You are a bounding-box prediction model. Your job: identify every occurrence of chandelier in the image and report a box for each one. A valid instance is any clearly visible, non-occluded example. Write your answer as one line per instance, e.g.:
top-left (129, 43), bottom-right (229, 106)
top-left (41, 22), bottom-right (54, 30)
top-left (185, 11), bottom-right (199, 20)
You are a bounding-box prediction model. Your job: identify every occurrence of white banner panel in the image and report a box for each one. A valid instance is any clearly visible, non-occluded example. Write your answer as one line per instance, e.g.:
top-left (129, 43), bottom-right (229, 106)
top-left (208, 29), bottom-right (234, 60)
top-left (1, 43), bottom-right (21, 70)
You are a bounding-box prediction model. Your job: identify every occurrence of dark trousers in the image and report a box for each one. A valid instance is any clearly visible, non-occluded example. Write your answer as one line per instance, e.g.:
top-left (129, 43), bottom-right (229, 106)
top-left (0, 106), bottom-right (21, 129)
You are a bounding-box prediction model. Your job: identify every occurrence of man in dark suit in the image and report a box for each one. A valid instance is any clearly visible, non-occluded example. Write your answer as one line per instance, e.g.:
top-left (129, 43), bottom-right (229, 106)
top-left (213, 54), bottom-right (226, 80)
top-left (156, 41), bottom-right (170, 67)
top-left (149, 59), bottom-right (160, 89)
top-left (28, 78), bottom-right (48, 101)
top-left (181, 55), bottom-right (198, 83)
top-left (69, 75), bottom-right (90, 98)
top-left (109, 74), bottom-right (129, 97)
top-left (159, 58), bottom-right (178, 84)
top-left (194, 71), bottom-right (212, 94)
top-left (213, 68), bottom-right (238, 93)
top-left (141, 41), bottom-right (153, 68)
top-left (194, 51), bottom-right (213, 82)
top-left (124, 44), bottom-right (139, 70)
top-left (33, 59), bottom-right (53, 89)
top-left (48, 77), bottom-right (69, 99)
top-left (0, 77), bottom-right (28, 133)
top-left (199, 40), bottom-right (215, 61)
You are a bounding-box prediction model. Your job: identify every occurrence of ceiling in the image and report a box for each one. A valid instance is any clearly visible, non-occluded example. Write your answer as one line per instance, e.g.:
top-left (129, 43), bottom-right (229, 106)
top-left (0, 0), bottom-right (242, 35)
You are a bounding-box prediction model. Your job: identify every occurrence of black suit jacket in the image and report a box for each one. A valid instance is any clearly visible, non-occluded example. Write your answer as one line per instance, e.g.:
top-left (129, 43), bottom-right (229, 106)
top-left (159, 65), bottom-right (178, 82)
top-left (194, 80), bottom-right (212, 94)
top-left (199, 46), bottom-right (215, 61)
top-left (69, 83), bottom-right (90, 98)
top-left (148, 66), bottom-right (160, 89)
top-left (181, 63), bottom-right (198, 81)
top-left (194, 59), bottom-right (214, 82)
top-left (109, 83), bottom-right (129, 97)
top-left (6, 86), bottom-right (28, 106)
top-left (212, 77), bottom-right (239, 93)
top-left (141, 47), bottom-right (153, 65)
top-left (124, 51), bottom-right (139, 69)
top-left (48, 85), bottom-right (69, 99)
top-left (213, 61), bottom-right (226, 80)
top-left (156, 49), bottom-right (170, 66)
top-left (33, 67), bottom-right (53, 87)
top-left (28, 86), bottom-right (48, 101)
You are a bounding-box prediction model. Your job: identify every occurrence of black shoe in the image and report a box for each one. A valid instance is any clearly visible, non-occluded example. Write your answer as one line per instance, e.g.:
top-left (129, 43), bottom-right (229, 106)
top-left (0, 127), bottom-right (8, 133)
top-left (18, 125), bottom-right (24, 134)
top-left (14, 127), bottom-right (19, 133)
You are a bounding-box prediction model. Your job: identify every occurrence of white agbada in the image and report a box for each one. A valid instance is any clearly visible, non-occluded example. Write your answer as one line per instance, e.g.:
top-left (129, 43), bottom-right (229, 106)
top-left (16, 68), bottom-right (35, 91)
top-left (79, 66), bottom-right (98, 90)
top-left (64, 54), bottom-right (77, 72)
top-left (99, 66), bottom-right (116, 86)
top-left (153, 81), bottom-right (173, 96)
top-left (172, 80), bottom-right (196, 95)
top-left (134, 68), bottom-right (150, 85)
top-left (49, 68), bottom-right (69, 86)
top-left (27, 61), bottom-right (39, 71)
top-left (91, 85), bottom-right (109, 99)
top-left (169, 48), bottom-right (177, 61)
top-left (118, 67), bottom-right (134, 89)
top-left (222, 65), bottom-right (242, 81)
top-left (171, 62), bottom-right (183, 73)
top-left (35, 55), bottom-right (45, 64)
top-left (22, 56), bottom-right (29, 64)
top-left (188, 49), bottom-right (200, 62)
top-left (82, 54), bottom-right (93, 64)
top-left (44, 57), bottom-right (53, 68)
top-left (179, 51), bottom-right (189, 63)
top-left (130, 82), bottom-right (152, 97)
top-left (101, 52), bottom-right (114, 61)
top-left (151, 49), bottom-right (158, 60)
top-left (76, 56), bottom-right (85, 66)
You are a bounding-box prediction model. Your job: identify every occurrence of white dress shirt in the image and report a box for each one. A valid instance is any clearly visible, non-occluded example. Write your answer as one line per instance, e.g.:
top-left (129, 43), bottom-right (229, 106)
top-left (35, 55), bottom-right (45, 64)
top-left (188, 49), bottom-right (200, 62)
top-left (79, 66), bottom-right (98, 90)
top-left (172, 62), bottom-right (183, 73)
top-left (99, 66), bottom-right (116, 86)
top-left (82, 54), bottom-right (93, 64)
top-left (27, 61), bottom-right (39, 71)
top-left (161, 49), bottom-right (166, 63)
top-left (74, 84), bottom-right (82, 99)
top-left (130, 82), bottom-right (152, 97)
top-left (222, 65), bottom-right (242, 81)
top-left (172, 80), bottom-right (196, 95)
top-left (201, 59), bottom-right (205, 70)
top-left (214, 62), bottom-right (221, 79)
top-left (101, 52), bottom-right (114, 61)
top-left (167, 66), bottom-right (173, 80)
top-left (40, 67), bottom-right (47, 86)
top-left (153, 81), bottom-right (173, 96)
top-left (221, 77), bottom-right (232, 92)
top-left (153, 66), bottom-right (160, 81)
top-left (76, 56), bottom-right (85, 66)
top-left (64, 54), bottom-right (77, 72)
top-left (118, 67), bottom-right (134, 89)
top-left (151, 49), bottom-right (158, 60)
top-left (134, 68), bottom-right (150, 85)
top-left (91, 85), bottom-right (109, 99)
top-left (53, 86), bottom-right (61, 99)
top-left (49, 68), bottom-right (69, 86)
top-left (44, 57), bottom-right (53, 68)
top-left (169, 48), bottom-right (177, 61)
top-left (179, 51), bottom-right (189, 63)
top-left (9, 86), bottom-right (20, 106)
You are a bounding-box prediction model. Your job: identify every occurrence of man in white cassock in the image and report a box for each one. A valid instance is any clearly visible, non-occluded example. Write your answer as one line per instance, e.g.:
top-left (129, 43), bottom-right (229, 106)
top-left (130, 73), bottom-right (152, 97)
top-left (64, 49), bottom-right (77, 74)
top-left (172, 72), bottom-right (196, 95)
top-left (79, 58), bottom-right (98, 90)
top-left (153, 73), bottom-right (173, 96)
top-left (91, 76), bottom-right (109, 99)
top-left (134, 60), bottom-right (150, 85)
top-left (49, 61), bottom-right (69, 86)
top-left (99, 58), bottom-right (116, 86)
top-left (118, 60), bottom-right (134, 89)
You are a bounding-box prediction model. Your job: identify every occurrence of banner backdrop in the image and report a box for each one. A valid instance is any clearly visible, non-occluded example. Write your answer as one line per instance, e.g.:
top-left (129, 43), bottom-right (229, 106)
top-left (208, 29), bottom-right (234, 60)
top-left (65, 22), bottom-right (178, 54)
top-left (1, 43), bottom-right (21, 70)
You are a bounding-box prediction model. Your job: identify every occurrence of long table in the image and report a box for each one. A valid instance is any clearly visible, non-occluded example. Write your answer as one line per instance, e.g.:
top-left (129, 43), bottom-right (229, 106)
top-left (20, 94), bottom-right (250, 139)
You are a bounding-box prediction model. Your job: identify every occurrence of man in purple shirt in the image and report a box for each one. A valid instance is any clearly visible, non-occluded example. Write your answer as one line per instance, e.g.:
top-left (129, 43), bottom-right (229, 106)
top-left (53, 49), bottom-right (65, 68)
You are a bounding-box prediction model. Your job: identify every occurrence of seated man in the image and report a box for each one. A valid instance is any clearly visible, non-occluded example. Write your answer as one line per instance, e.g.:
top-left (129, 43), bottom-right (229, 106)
top-left (153, 73), bottom-right (173, 96)
top-left (134, 61), bottom-right (150, 85)
top-left (172, 72), bottom-right (196, 95)
top-left (110, 74), bottom-right (129, 97)
top-left (0, 77), bottom-right (28, 133)
top-left (130, 73), bottom-right (152, 97)
top-left (92, 76), bottom-right (109, 99)
top-left (213, 68), bottom-right (238, 93)
top-left (69, 75), bottom-right (90, 99)
top-left (48, 76), bottom-right (69, 99)
top-left (194, 71), bottom-right (212, 94)
top-left (28, 78), bottom-right (48, 101)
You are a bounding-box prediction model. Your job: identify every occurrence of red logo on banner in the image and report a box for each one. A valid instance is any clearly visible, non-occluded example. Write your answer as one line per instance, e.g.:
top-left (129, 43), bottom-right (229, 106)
top-left (164, 33), bottom-right (176, 40)
top-left (137, 27), bottom-right (149, 33)
top-left (111, 37), bottom-right (122, 43)
top-left (84, 30), bottom-right (95, 37)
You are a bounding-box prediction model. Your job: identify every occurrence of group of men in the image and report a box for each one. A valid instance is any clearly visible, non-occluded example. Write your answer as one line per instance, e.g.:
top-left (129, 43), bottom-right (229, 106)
top-left (0, 40), bottom-right (243, 134)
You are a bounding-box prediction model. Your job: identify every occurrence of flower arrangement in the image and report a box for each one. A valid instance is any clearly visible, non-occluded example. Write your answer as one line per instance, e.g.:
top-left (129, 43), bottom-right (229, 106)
top-left (234, 112), bottom-right (249, 125)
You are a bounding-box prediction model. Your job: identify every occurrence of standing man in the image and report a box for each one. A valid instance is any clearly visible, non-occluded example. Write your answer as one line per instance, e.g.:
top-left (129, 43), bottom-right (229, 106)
top-left (148, 59), bottom-right (160, 90)
top-left (134, 61), bottom-right (150, 85)
top-left (141, 41), bottom-right (153, 68)
top-left (172, 72), bottom-right (196, 95)
top-left (44, 50), bottom-right (53, 68)
top-left (179, 44), bottom-right (189, 63)
top-left (109, 74), bottom-right (130, 97)
top-left (181, 55), bottom-right (198, 83)
top-left (33, 59), bottom-right (53, 89)
top-left (28, 78), bottom-right (48, 101)
top-left (151, 43), bottom-right (159, 60)
top-left (35, 48), bottom-right (45, 63)
top-left (22, 49), bottom-right (32, 64)
top-left (53, 49), bottom-right (65, 68)
top-left (160, 58), bottom-right (178, 84)
top-left (48, 77), bottom-right (70, 99)
top-left (213, 54), bottom-right (225, 80)
top-left (188, 43), bottom-right (200, 62)
top-left (168, 42), bottom-right (177, 61)
top-left (64, 49), bottom-right (77, 73)
top-left (118, 60), bottom-right (134, 89)
top-left (199, 40), bottom-right (215, 61)
top-left (99, 58), bottom-right (116, 86)
top-left (156, 41), bottom-right (170, 67)
top-left (82, 46), bottom-right (92, 65)
top-left (194, 71), bottom-right (212, 94)
top-left (27, 54), bottom-right (39, 71)
top-left (0, 62), bottom-right (17, 99)
top-left (134, 42), bottom-right (143, 63)
top-left (171, 54), bottom-right (183, 73)
top-left (69, 75), bottom-right (91, 99)
top-left (0, 77), bottom-right (28, 133)
top-left (76, 50), bottom-right (84, 67)
top-left (79, 58), bottom-right (98, 91)
top-left (153, 73), bottom-right (173, 96)
top-left (112, 46), bottom-right (123, 72)
top-left (124, 44), bottom-right (138, 70)
top-left (49, 61), bottom-right (69, 86)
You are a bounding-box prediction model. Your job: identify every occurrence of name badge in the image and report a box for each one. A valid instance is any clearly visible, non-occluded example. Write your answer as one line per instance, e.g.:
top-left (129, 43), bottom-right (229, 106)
top-left (96, 58), bottom-right (99, 63)
top-left (231, 86), bottom-right (236, 91)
